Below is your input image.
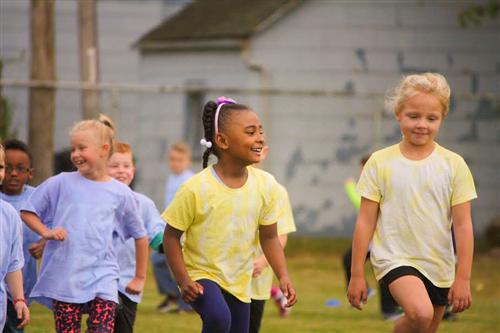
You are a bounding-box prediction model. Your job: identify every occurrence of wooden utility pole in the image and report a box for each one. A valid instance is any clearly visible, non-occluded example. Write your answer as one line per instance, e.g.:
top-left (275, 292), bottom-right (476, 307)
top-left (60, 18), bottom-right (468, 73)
top-left (79, 0), bottom-right (100, 119)
top-left (29, 0), bottom-right (55, 185)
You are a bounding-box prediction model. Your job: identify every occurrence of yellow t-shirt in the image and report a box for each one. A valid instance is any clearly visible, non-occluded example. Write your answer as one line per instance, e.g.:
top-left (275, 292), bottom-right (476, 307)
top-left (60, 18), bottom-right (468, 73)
top-left (357, 143), bottom-right (477, 287)
top-left (162, 166), bottom-right (283, 303)
top-left (251, 184), bottom-right (296, 300)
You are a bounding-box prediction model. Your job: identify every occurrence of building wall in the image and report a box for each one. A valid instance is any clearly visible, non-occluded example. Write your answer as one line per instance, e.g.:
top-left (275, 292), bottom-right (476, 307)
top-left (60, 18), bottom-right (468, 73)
top-left (138, 0), bottom-right (499, 235)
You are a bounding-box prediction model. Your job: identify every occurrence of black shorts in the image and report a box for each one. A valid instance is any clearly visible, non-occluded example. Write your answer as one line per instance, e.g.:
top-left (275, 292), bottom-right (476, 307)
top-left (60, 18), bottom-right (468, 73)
top-left (381, 266), bottom-right (449, 306)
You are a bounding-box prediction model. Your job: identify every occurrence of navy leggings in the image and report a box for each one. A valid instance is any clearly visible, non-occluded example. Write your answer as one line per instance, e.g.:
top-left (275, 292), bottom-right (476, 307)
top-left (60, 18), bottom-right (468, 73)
top-left (190, 279), bottom-right (250, 333)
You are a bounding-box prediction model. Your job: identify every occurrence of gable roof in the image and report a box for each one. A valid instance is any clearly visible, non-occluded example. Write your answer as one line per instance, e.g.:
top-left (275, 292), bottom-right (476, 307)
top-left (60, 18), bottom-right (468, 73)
top-left (135, 0), bottom-right (302, 51)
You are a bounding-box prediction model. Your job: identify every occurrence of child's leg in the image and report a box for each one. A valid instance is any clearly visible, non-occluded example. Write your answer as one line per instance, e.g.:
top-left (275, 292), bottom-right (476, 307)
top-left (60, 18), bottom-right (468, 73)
top-left (114, 292), bottom-right (138, 333)
top-left (53, 300), bottom-right (84, 333)
top-left (426, 306), bottom-right (446, 333)
top-left (388, 276), bottom-right (434, 333)
top-left (86, 297), bottom-right (117, 333)
top-left (249, 299), bottom-right (266, 333)
top-left (221, 289), bottom-right (251, 333)
top-left (190, 279), bottom-right (232, 333)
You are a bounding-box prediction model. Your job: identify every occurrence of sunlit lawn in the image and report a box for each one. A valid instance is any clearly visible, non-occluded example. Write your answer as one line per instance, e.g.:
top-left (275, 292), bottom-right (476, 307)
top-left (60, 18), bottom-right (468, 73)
top-left (27, 238), bottom-right (500, 332)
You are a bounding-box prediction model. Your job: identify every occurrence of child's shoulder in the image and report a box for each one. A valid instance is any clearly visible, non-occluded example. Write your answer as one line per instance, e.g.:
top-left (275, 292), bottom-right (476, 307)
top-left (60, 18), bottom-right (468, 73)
top-left (371, 144), bottom-right (400, 160)
top-left (0, 198), bottom-right (20, 220)
top-left (132, 190), bottom-right (155, 208)
top-left (249, 166), bottom-right (278, 184)
top-left (434, 144), bottom-right (466, 163)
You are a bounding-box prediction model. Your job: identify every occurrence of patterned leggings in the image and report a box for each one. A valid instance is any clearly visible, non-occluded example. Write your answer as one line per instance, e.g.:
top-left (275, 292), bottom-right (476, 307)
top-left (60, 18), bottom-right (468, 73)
top-left (53, 297), bottom-right (117, 333)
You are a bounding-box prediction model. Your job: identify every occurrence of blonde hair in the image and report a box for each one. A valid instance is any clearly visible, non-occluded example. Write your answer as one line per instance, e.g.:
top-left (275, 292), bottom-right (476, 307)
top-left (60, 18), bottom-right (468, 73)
top-left (385, 73), bottom-right (451, 116)
top-left (170, 142), bottom-right (191, 158)
top-left (0, 143), bottom-right (4, 162)
top-left (70, 114), bottom-right (116, 157)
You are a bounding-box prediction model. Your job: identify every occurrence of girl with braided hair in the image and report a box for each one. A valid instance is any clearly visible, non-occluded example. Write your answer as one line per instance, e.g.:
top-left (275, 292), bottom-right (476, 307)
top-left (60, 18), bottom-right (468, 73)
top-left (163, 97), bottom-right (297, 333)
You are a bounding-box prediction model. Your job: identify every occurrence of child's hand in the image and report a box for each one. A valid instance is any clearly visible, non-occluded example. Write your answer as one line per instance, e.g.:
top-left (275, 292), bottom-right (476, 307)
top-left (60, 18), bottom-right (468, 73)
top-left (125, 276), bottom-right (145, 295)
top-left (252, 257), bottom-right (268, 277)
top-left (279, 276), bottom-right (297, 307)
top-left (28, 239), bottom-right (46, 259)
top-left (14, 300), bottom-right (30, 328)
top-left (347, 276), bottom-right (368, 310)
top-left (448, 278), bottom-right (472, 313)
top-left (42, 228), bottom-right (67, 241)
top-left (179, 278), bottom-right (204, 303)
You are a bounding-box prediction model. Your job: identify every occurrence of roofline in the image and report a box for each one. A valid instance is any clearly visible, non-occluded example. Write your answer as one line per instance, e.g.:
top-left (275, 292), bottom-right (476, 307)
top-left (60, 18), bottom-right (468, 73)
top-left (134, 38), bottom-right (245, 52)
top-left (252, 0), bottom-right (303, 35)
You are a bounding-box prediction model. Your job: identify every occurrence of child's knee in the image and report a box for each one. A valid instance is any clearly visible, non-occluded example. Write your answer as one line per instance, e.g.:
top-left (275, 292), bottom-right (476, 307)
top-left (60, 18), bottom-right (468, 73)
top-left (404, 305), bottom-right (434, 328)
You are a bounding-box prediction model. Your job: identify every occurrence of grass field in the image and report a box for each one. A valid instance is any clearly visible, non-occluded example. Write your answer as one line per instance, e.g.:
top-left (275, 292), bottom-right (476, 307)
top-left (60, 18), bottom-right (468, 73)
top-left (26, 237), bottom-right (499, 332)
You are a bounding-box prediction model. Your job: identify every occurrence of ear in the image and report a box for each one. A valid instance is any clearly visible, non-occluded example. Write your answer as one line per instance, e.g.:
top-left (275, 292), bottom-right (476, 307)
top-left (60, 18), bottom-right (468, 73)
top-left (215, 132), bottom-right (229, 150)
top-left (27, 168), bottom-right (34, 180)
top-left (101, 143), bottom-right (111, 157)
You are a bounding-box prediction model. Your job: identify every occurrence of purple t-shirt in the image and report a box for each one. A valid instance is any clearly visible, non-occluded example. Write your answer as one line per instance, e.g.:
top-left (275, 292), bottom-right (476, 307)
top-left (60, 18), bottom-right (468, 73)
top-left (21, 172), bottom-right (146, 308)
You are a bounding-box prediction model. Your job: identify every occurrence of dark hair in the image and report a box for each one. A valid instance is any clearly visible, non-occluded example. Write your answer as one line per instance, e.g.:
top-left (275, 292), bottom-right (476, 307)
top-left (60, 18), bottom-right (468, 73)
top-left (201, 100), bottom-right (249, 168)
top-left (360, 154), bottom-right (370, 167)
top-left (3, 139), bottom-right (32, 165)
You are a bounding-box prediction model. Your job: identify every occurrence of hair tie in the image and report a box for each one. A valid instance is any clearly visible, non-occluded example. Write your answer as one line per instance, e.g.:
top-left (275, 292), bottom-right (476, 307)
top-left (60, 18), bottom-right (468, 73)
top-left (200, 138), bottom-right (212, 148)
top-left (214, 96), bottom-right (236, 134)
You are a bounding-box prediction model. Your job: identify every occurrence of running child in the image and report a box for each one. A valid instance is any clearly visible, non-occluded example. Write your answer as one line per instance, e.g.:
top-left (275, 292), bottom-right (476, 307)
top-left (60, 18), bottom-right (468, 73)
top-left (250, 146), bottom-right (297, 333)
top-left (153, 142), bottom-right (194, 313)
top-left (106, 141), bottom-right (166, 333)
top-left (163, 97), bottom-right (297, 333)
top-left (347, 73), bottom-right (477, 333)
top-left (0, 144), bottom-right (30, 330)
top-left (0, 139), bottom-right (44, 333)
top-left (21, 115), bottom-right (148, 333)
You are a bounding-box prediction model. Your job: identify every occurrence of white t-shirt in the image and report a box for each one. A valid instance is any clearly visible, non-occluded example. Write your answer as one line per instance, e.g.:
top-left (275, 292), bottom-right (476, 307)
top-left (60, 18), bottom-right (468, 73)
top-left (357, 143), bottom-right (477, 287)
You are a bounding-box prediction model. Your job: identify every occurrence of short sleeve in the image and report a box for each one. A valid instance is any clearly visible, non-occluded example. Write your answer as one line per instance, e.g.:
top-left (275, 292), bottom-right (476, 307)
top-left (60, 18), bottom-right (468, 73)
top-left (258, 175), bottom-right (283, 226)
top-left (276, 186), bottom-right (296, 235)
top-left (119, 191), bottom-right (147, 239)
top-left (356, 155), bottom-right (382, 203)
top-left (7, 209), bottom-right (25, 273)
top-left (141, 196), bottom-right (166, 242)
top-left (21, 176), bottom-right (57, 224)
top-left (161, 184), bottom-right (196, 232)
top-left (451, 157), bottom-right (477, 206)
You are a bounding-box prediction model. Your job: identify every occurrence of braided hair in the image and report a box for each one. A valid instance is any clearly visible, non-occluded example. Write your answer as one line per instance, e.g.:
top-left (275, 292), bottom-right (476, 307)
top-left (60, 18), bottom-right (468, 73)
top-left (201, 100), bottom-right (249, 168)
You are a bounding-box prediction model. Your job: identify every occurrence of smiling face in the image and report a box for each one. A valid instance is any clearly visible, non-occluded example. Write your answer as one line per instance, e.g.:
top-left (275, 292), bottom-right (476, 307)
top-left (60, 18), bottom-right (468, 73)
top-left (107, 152), bottom-right (135, 186)
top-left (2, 149), bottom-right (33, 195)
top-left (217, 109), bottom-right (265, 166)
top-left (396, 92), bottom-right (444, 148)
top-left (70, 130), bottom-right (109, 178)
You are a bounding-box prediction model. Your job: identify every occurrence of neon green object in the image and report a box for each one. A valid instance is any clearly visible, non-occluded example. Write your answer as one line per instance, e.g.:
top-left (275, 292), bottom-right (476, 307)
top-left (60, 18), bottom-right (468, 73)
top-left (344, 179), bottom-right (361, 210)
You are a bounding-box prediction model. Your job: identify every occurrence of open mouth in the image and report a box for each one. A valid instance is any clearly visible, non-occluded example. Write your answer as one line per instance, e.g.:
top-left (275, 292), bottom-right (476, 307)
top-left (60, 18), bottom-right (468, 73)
top-left (251, 147), bottom-right (263, 153)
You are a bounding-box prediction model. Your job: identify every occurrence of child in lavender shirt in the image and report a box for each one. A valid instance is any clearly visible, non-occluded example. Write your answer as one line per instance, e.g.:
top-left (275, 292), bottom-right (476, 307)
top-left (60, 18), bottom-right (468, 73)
top-left (21, 116), bottom-right (148, 333)
top-left (107, 142), bottom-right (166, 333)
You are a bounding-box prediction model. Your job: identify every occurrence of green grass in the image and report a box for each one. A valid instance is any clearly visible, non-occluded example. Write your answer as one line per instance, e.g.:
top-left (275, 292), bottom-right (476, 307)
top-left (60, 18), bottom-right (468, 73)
top-left (26, 237), bottom-right (500, 332)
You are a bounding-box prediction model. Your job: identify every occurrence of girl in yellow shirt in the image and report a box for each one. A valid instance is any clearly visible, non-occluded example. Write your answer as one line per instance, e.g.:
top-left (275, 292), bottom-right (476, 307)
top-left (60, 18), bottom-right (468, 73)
top-left (163, 97), bottom-right (297, 333)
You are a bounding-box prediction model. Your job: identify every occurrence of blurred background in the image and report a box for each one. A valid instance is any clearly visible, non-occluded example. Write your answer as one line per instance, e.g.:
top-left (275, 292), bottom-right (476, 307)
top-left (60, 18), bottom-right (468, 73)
top-left (1, 0), bottom-right (499, 239)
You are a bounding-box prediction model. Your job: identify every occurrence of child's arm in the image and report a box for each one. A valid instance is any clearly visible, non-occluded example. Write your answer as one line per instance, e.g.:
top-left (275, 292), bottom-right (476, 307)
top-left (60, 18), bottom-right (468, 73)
top-left (259, 224), bottom-right (297, 307)
top-left (448, 201), bottom-right (474, 313)
top-left (5, 270), bottom-right (30, 328)
top-left (253, 234), bottom-right (288, 277)
top-left (21, 211), bottom-right (67, 241)
top-left (347, 197), bottom-right (379, 310)
top-left (125, 236), bottom-right (148, 295)
top-left (164, 225), bottom-right (204, 302)
top-left (28, 239), bottom-right (47, 259)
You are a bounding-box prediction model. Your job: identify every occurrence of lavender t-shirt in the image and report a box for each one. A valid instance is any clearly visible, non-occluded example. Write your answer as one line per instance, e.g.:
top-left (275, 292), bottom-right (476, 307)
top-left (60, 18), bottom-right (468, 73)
top-left (0, 185), bottom-right (38, 303)
top-left (115, 192), bottom-right (165, 303)
top-left (0, 199), bottom-right (24, 329)
top-left (21, 172), bottom-right (146, 308)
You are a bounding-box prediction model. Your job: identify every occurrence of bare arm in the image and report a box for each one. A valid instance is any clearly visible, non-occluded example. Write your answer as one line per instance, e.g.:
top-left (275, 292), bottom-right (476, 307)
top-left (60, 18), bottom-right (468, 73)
top-left (253, 234), bottom-right (288, 277)
top-left (260, 224), bottom-right (296, 306)
top-left (164, 225), bottom-right (203, 302)
top-left (347, 197), bottom-right (379, 310)
top-left (125, 236), bottom-right (148, 295)
top-left (5, 270), bottom-right (30, 328)
top-left (448, 201), bottom-right (474, 313)
top-left (21, 211), bottom-right (66, 241)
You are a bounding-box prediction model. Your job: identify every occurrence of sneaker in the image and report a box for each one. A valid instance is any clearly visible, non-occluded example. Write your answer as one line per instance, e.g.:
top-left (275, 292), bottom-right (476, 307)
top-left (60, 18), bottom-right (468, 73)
top-left (366, 288), bottom-right (377, 300)
top-left (383, 311), bottom-right (404, 321)
top-left (157, 297), bottom-right (170, 310)
top-left (443, 305), bottom-right (458, 321)
top-left (158, 300), bottom-right (179, 313)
